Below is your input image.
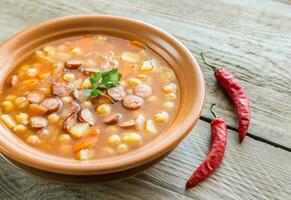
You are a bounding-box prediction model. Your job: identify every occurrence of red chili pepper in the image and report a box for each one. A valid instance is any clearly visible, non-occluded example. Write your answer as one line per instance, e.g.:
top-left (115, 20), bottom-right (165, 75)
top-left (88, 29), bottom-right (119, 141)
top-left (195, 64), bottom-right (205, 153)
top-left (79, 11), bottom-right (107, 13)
top-left (201, 53), bottom-right (250, 143)
top-left (186, 104), bottom-right (227, 189)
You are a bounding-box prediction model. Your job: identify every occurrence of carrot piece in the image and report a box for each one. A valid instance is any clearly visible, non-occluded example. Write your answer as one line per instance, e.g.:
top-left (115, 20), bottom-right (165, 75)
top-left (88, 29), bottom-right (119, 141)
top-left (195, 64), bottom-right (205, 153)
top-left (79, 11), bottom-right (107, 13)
top-left (131, 40), bottom-right (147, 49)
top-left (88, 128), bottom-right (100, 137)
top-left (73, 137), bottom-right (98, 153)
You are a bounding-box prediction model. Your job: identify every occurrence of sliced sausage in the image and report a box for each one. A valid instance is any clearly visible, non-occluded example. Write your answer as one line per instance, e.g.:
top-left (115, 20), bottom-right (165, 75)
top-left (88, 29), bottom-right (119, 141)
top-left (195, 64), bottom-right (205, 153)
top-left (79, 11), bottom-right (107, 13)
top-left (73, 90), bottom-right (89, 101)
top-left (81, 67), bottom-right (99, 75)
top-left (52, 81), bottom-right (73, 97)
top-left (134, 84), bottom-right (152, 98)
top-left (61, 101), bottom-right (81, 118)
top-left (78, 109), bottom-right (95, 125)
top-left (120, 120), bottom-right (135, 129)
top-left (63, 114), bottom-right (77, 131)
top-left (107, 85), bottom-right (126, 101)
top-left (40, 98), bottom-right (60, 113)
top-left (9, 75), bottom-right (19, 87)
top-left (122, 95), bottom-right (144, 110)
top-left (92, 94), bottom-right (114, 106)
top-left (104, 113), bottom-right (122, 125)
top-left (65, 59), bottom-right (83, 69)
top-left (30, 116), bottom-right (48, 129)
top-left (26, 91), bottom-right (45, 104)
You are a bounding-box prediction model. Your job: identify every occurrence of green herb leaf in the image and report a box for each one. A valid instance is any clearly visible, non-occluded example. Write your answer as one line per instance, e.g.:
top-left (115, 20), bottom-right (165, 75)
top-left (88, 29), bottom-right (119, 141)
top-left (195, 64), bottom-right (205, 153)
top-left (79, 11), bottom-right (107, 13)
top-left (91, 89), bottom-right (103, 97)
top-left (101, 68), bottom-right (122, 88)
top-left (84, 68), bottom-right (122, 97)
top-left (103, 82), bottom-right (117, 88)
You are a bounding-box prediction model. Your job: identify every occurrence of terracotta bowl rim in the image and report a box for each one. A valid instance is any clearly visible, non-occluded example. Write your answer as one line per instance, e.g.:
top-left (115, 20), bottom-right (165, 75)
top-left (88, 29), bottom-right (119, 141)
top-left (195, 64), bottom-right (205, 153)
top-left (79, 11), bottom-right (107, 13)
top-left (0, 15), bottom-right (205, 175)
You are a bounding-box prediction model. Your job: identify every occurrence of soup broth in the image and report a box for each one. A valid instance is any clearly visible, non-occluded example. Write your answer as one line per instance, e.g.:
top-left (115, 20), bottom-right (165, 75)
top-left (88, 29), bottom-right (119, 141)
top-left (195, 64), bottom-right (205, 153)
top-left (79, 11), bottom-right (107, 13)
top-left (0, 35), bottom-right (179, 161)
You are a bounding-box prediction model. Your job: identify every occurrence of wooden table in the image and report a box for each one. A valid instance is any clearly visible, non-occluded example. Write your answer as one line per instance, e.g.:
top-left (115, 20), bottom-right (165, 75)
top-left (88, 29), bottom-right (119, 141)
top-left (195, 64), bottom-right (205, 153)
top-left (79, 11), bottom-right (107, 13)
top-left (0, 0), bottom-right (290, 199)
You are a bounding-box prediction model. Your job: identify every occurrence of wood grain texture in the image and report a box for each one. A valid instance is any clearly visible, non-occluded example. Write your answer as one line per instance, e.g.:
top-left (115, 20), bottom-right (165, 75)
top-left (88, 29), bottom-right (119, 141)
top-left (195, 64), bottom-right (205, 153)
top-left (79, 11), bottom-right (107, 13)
top-left (0, 121), bottom-right (290, 200)
top-left (136, 120), bottom-right (291, 200)
top-left (0, 0), bottom-right (290, 148)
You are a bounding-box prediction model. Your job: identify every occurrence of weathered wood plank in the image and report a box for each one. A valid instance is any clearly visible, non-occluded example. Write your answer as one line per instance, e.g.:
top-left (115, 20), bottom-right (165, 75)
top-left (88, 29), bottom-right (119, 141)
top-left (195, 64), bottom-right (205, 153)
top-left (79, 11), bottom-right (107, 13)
top-left (0, 121), bottom-right (290, 200)
top-left (1, 0), bottom-right (290, 147)
top-left (136, 120), bottom-right (291, 200)
top-left (0, 159), bottom-right (191, 200)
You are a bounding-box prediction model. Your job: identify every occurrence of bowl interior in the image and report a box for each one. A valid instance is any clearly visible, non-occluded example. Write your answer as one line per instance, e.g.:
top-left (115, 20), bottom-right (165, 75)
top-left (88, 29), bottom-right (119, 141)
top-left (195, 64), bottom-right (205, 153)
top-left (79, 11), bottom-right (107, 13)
top-left (0, 15), bottom-right (204, 175)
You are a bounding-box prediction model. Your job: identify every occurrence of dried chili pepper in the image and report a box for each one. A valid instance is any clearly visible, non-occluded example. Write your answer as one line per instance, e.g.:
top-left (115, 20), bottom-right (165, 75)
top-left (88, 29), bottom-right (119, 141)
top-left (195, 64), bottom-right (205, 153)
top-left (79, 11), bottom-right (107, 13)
top-left (201, 53), bottom-right (250, 143)
top-left (186, 104), bottom-right (227, 189)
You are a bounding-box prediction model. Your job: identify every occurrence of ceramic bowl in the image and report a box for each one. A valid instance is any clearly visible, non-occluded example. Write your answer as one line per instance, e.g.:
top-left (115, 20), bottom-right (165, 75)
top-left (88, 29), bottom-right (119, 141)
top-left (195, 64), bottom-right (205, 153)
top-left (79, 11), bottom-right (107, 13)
top-left (0, 15), bottom-right (205, 181)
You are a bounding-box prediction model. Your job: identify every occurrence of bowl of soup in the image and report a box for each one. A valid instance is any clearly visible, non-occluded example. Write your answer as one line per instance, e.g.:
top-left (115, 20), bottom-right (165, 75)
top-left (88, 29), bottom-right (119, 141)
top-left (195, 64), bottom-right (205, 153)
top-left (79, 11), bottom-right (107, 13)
top-left (0, 15), bottom-right (205, 180)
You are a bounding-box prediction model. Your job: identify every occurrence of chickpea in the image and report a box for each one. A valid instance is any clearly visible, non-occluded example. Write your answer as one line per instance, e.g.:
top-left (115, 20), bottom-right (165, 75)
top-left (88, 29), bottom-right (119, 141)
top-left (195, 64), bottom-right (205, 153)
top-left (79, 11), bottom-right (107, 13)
top-left (135, 114), bottom-right (146, 131)
top-left (72, 79), bottom-right (83, 89)
top-left (85, 59), bottom-right (96, 67)
top-left (14, 113), bottom-right (29, 125)
top-left (1, 100), bottom-right (15, 112)
top-left (96, 104), bottom-right (111, 116)
top-left (136, 74), bottom-right (147, 80)
top-left (62, 96), bottom-right (73, 103)
top-left (154, 111), bottom-right (169, 124)
top-left (14, 96), bottom-right (29, 109)
top-left (26, 135), bottom-right (41, 145)
top-left (26, 68), bottom-right (39, 78)
top-left (35, 51), bottom-right (51, 63)
top-left (122, 132), bottom-right (143, 145)
top-left (140, 60), bottom-right (153, 72)
top-left (147, 96), bottom-right (158, 103)
top-left (81, 78), bottom-right (92, 89)
top-left (162, 82), bottom-right (177, 93)
top-left (145, 119), bottom-right (158, 134)
top-left (43, 46), bottom-right (56, 56)
top-left (162, 71), bottom-right (175, 82)
top-left (116, 144), bottom-right (129, 154)
top-left (63, 73), bottom-right (75, 82)
top-left (39, 87), bottom-right (51, 95)
top-left (76, 149), bottom-right (90, 161)
top-left (127, 78), bottom-right (142, 87)
top-left (5, 95), bottom-right (17, 101)
top-left (0, 114), bottom-right (16, 129)
top-left (70, 47), bottom-right (82, 55)
top-left (164, 93), bottom-right (177, 100)
top-left (95, 35), bottom-right (107, 43)
top-left (163, 101), bottom-right (175, 110)
top-left (81, 101), bottom-right (93, 109)
top-left (108, 134), bottom-right (121, 145)
top-left (13, 124), bottom-right (27, 134)
top-left (58, 134), bottom-right (71, 143)
top-left (48, 113), bottom-right (60, 124)
top-left (28, 104), bottom-right (47, 115)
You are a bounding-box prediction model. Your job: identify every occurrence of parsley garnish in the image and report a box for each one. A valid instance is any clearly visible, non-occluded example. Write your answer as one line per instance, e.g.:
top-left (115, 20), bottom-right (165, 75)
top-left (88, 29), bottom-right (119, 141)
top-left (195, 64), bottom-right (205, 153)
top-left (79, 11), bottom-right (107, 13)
top-left (83, 68), bottom-right (122, 97)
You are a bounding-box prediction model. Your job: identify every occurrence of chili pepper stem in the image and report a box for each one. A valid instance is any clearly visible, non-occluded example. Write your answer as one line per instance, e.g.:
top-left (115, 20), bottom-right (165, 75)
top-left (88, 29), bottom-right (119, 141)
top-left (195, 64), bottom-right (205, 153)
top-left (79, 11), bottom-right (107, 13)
top-left (200, 53), bottom-right (220, 72)
top-left (210, 104), bottom-right (218, 118)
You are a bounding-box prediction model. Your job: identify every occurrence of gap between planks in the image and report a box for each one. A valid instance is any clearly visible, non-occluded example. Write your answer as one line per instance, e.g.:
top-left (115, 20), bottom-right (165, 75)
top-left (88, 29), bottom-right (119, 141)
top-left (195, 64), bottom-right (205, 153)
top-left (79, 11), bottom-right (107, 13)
top-left (199, 116), bottom-right (291, 152)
